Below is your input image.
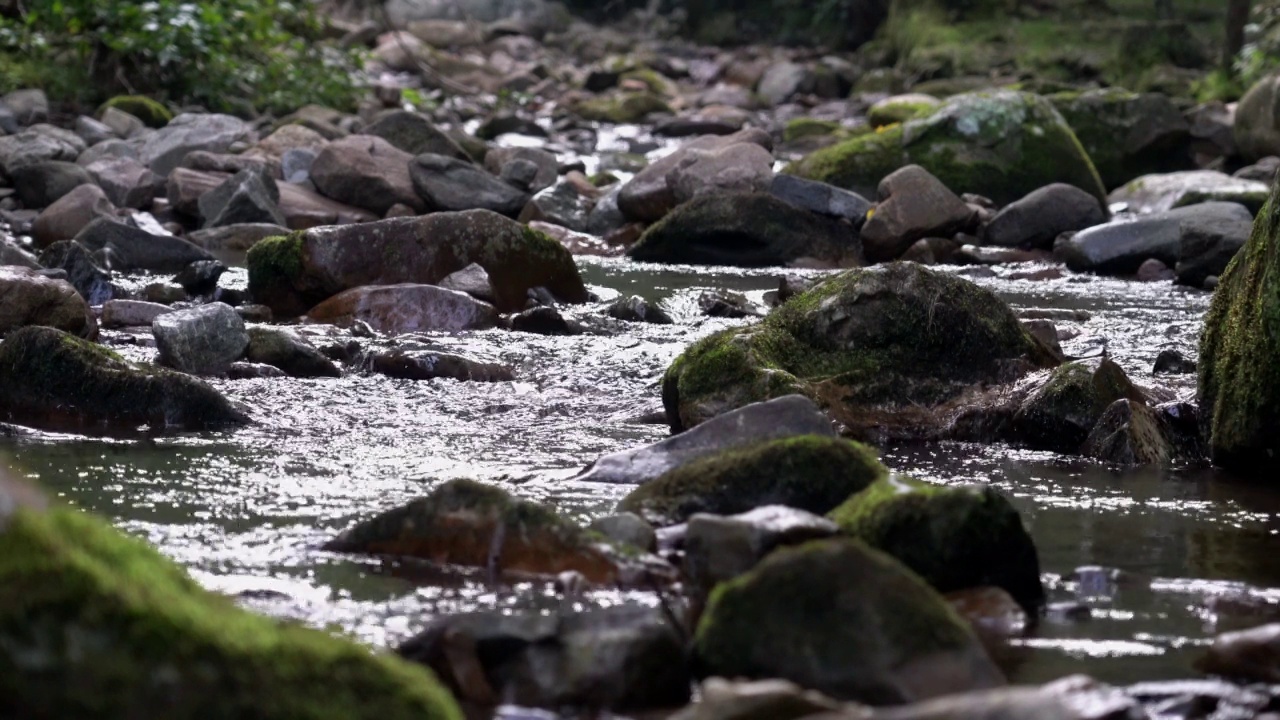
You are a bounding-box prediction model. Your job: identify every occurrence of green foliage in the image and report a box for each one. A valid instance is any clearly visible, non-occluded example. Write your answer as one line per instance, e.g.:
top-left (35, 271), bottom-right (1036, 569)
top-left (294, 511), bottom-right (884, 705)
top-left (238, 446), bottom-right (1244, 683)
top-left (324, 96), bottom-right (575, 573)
top-left (0, 0), bottom-right (361, 115)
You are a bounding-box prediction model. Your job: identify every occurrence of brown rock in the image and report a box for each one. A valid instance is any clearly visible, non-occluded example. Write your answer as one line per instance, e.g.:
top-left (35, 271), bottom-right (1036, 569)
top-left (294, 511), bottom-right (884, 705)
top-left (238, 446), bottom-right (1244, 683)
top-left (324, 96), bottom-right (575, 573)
top-left (168, 168), bottom-right (374, 229)
top-left (305, 284), bottom-right (500, 333)
top-left (861, 165), bottom-right (974, 263)
top-left (619, 128), bottom-right (773, 222)
top-left (309, 135), bottom-right (424, 214)
top-left (247, 124), bottom-right (329, 159)
top-left (31, 184), bottom-right (116, 248)
top-left (0, 266), bottom-right (97, 338)
top-left (1197, 623), bottom-right (1280, 683)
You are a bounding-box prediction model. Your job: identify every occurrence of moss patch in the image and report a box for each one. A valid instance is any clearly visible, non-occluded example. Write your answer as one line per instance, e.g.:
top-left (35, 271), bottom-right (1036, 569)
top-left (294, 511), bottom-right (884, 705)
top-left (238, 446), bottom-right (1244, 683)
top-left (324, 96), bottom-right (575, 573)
top-left (784, 124), bottom-right (908, 199)
top-left (573, 92), bottom-right (672, 123)
top-left (97, 95), bottom-right (174, 128)
top-left (1013, 358), bottom-right (1140, 453)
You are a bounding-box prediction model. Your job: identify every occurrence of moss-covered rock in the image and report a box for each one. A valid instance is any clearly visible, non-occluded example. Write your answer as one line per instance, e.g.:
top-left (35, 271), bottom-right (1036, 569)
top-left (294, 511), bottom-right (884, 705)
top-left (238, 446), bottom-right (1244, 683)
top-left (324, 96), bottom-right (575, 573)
top-left (1081, 398), bottom-right (1175, 465)
top-left (97, 95), bottom-right (174, 128)
top-left (829, 476), bottom-right (1044, 612)
top-left (244, 326), bottom-right (341, 378)
top-left (663, 262), bottom-right (1058, 434)
top-left (788, 90), bottom-right (1105, 206)
top-left (783, 118), bottom-right (844, 143)
top-left (0, 479), bottom-right (462, 720)
top-left (1049, 88), bottom-right (1192, 190)
top-left (868, 94), bottom-right (942, 128)
top-left (1199, 181), bottom-right (1280, 476)
top-left (573, 92), bottom-right (672, 124)
top-left (692, 538), bottom-right (1005, 704)
top-left (616, 435), bottom-right (886, 526)
top-left (325, 479), bottom-right (666, 585)
top-left (0, 326), bottom-right (247, 434)
top-left (1011, 357), bottom-right (1141, 454)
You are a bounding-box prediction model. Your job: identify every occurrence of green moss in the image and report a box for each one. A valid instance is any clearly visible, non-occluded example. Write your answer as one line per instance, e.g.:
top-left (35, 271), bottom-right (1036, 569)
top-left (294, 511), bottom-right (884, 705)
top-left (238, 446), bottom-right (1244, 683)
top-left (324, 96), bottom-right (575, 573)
top-left (783, 118), bottom-right (842, 143)
top-left (829, 476), bottom-right (1045, 611)
top-left (1014, 358), bottom-right (1138, 452)
top-left (616, 435), bottom-right (887, 526)
top-left (0, 504), bottom-right (462, 719)
top-left (868, 100), bottom-right (938, 128)
top-left (784, 124), bottom-right (908, 198)
top-left (97, 95), bottom-right (174, 128)
top-left (246, 231), bottom-right (310, 315)
top-left (573, 92), bottom-right (672, 123)
top-left (619, 68), bottom-right (671, 95)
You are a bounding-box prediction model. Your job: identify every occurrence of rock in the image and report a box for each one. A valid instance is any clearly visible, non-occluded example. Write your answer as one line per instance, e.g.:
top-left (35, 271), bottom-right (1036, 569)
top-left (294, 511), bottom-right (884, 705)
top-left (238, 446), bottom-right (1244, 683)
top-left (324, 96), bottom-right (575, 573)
top-left (0, 238), bottom-right (41, 269)
top-left (1058, 201), bottom-right (1252, 277)
top-left (628, 192), bottom-right (858, 267)
top-left (249, 124), bottom-right (329, 160)
top-left (72, 217), bottom-right (212, 272)
top-left (437, 263), bottom-right (494, 302)
top-left (0, 326), bottom-right (247, 432)
top-left (36, 241), bottom-right (115, 304)
top-left (861, 165), bottom-right (973, 263)
top-left (518, 181), bottom-right (592, 232)
top-left (0, 129), bottom-right (81, 176)
top-left (247, 211), bottom-right (585, 316)
top-left (1, 88), bottom-right (48, 125)
top-left (310, 135), bottom-right (423, 215)
top-left (325, 479), bottom-right (665, 584)
top-left (1196, 623), bottom-right (1280, 683)
top-left (152, 302), bottom-right (250, 376)
top-left (227, 361), bottom-right (287, 379)
top-left (693, 538), bottom-right (1004, 704)
top-left (188, 223), bottom-right (289, 253)
top-left (1135, 257), bottom-right (1174, 282)
top-left (398, 605), bottom-right (688, 712)
top-left (757, 61), bottom-right (811, 106)
top-left (588, 513), bottom-right (656, 552)
top-left (369, 350), bottom-right (513, 382)
top-left (134, 113), bottom-right (255, 176)
top-left (1012, 358), bottom-right (1141, 453)
top-left (869, 676), bottom-right (1142, 720)
top-left (1153, 349), bottom-right (1195, 375)
top-left (363, 110), bottom-right (469, 159)
top-left (1235, 75), bottom-right (1280, 162)
top-left (102, 300), bottom-right (173, 328)
top-left (606, 295), bottom-right (673, 324)
top-left (484, 147), bottom-right (558, 193)
top-left (698, 290), bottom-right (761, 319)
top-left (1235, 156), bottom-right (1280, 184)
top-left (830, 477), bottom-right (1044, 612)
top-left (409, 153), bottom-right (529, 216)
top-left (0, 266), bottom-right (97, 338)
top-left (74, 115), bottom-right (117, 146)
top-left (788, 90), bottom-right (1104, 206)
top-left (667, 142), bottom-right (774, 206)
top-left (280, 148), bottom-right (316, 184)
top-left (0, 474), bottom-right (461, 719)
top-left (663, 263), bottom-right (1057, 435)
top-left (172, 260), bottom-right (228, 296)
top-left (1124, 680), bottom-right (1269, 720)
top-left (84, 155), bottom-right (162, 209)
top-left (572, 91), bottom-right (671, 124)
top-left (619, 128), bottom-right (773, 223)
top-left (198, 169), bottom-right (286, 229)
top-left (10, 160), bottom-right (94, 209)
top-left (99, 106), bottom-right (146, 139)
top-left (983, 184), bottom-right (1107, 250)
top-left (1049, 88), bottom-right (1192, 190)
top-left (1174, 201), bottom-right (1253, 287)
top-left (307, 284), bottom-right (499, 334)
top-left (244, 326), bottom-right (341, 378)
top-left (31, 183), bottom-right (116, 247)
top-left (1081, 399), bottom-right (1176, 465)
top-left (769, 174), bottom-right (873, 223)
top-left (510, 306), bottom-right (582, 335)
top-left (1109, 171), bottom-right (1269, 215)
top-left (617, 435), bottom-right (885, 526)
top-left (98, 95), bottom-right (173, 128)
top-left (668, 678), bottom-right (850, 720)
top-left (143, 281), bottom-right (189, 304)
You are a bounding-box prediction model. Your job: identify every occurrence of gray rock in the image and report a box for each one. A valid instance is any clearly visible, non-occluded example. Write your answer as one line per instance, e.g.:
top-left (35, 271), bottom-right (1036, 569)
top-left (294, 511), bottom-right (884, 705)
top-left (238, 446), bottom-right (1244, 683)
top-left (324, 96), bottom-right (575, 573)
top-left (102, 300), bottom-right (174, 328)
top-left (0, 266), bottom-right (97, 338)
top-left (368, 349), bottom-right (514, 382)
top-left (983, 184), bottom-right (1108, 250)
top-left (306, 283), bottom-right (501, 334)
top-left (0, 237), bottom-right (41, 269)
top-left (1196, 623), bottom-right (1280, 684)
top-left (1108, 170), bottom-right (1268, 214)
top-left (1153, 348), bottom-right (1196, 375)
top-left (172, 260), bottom-right (228, 296)
top-left (310, 135), bottom-right (423, 215)
top-left (872, 676), bottom-right (1142, 720)
top-left (699, 290), bottom-right (761, 318)
top-left (280, 148), bottom-right (317, 184)
top-left (99, 107), bottom-right (146, 139)
top-left (668, 678), bottom-right (849, 720)
top-left (667, 142), bottom-right (774, 205)
top-left (619, 128), bottom-right (773, 223)
top-left (861, 165), bottom-right (973, 262)
top-left (769, 174), bottom-right (872, 223)
top-left (363, 110), bottom-right (469, 159)
top-left (74, 116), bottom-right (117, 146)
top-left (607, 295), bottom-right (673, 324)
top-left (1, 89), bottom-right (48, 126)
top-left (244, 326), bottom-right (340, 378)
top-left (485, 147), bottom-right (558, 193)
top-left (0, 130), bottom-right (82, 176)
top-left (1235, 74), bottom-right (1280, 162)
top-left (586, 185), bottom-right (627, 236)
top-left (1174, 201), bottom-right (1253, 287)
top-left (133, 113), bottom-right (255, 176)
top-left (511, 306), bottom-right (583, 335)
top-left (152, 302), bottom-right (250, 376)
top-left (588, 513), bottom-right (657, 552)
top-left (31, 183), bottom-right (116, 247)
top-left (573, 395), bottom-right (834, 484)
top-left (757, 61), bottom-right (811, 107)
top-left (409, 153), bottom-right (529, 216)
top-left (76, 138), bottom-right (140, 167)
top-left (227, 361), bottom-right (287, 380)
top-left (519, 180), bottom-right (590, 231)
top-left (198, 169), bottom-right (286, 229)
top-left (37, 241), bottom-right (115, 305)
top-left (437, 262), bottom-right (494, 302)
top-left (74, 217), bottom-right (213, 272)
top-left (1058, 201), bottom-right (1251, 277)
top-left (84, 155), bottom-right (162, 209)
top-left (10, 161), bottom-right (94, 209)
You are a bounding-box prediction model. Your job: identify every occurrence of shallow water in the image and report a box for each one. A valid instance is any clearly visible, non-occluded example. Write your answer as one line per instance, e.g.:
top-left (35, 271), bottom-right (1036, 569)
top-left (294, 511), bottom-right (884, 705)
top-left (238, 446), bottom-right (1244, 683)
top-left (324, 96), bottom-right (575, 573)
top-left (6, 256), bottom-right (1279, 688)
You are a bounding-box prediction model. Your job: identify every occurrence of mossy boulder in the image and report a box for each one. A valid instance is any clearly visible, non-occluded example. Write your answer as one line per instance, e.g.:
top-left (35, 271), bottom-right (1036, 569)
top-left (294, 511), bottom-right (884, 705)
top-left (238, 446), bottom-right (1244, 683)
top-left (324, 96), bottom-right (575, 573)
top-left (1199, 181), bottom-right (1280, 476)
top-left (788, 90), bottom-right (1105, 206)
top-left (662, 262), bottom-right (1058, 435)
top-left (246, 211), bottom-right (587, 317)
top-left (1011, 357), bottom-right (1142, 454)
top-left (616, 435), bottom-right (886, 526)
top-left (0, 326), bottom-right (248, 434)
top-left (573, 92), bottom-right (672, 124)
top-left (868, 94), bottom-right (942, 128)
top-left (1049, 88), bottom-right (1192, 190)
top-left (626, 192), bottom-right (860, 267)
top-left (97, 95), bottom-right (174, 128)
top-left (692, 538), bottom-right (1005, 705)
top-left (0, 478), bottom-right (462, 720)
top-left (829, 476), bottom-right (1044, 612)
top-left (325, 479), bottom-right (667, 585)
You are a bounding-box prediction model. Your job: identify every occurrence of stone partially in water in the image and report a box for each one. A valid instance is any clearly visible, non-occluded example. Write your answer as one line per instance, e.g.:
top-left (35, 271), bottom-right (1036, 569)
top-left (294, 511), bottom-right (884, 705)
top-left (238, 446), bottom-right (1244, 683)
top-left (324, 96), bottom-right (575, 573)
top-left (606, 295), bottom-right (673, 324)
top-left (667, 678), bottom-right (852, 720)
top-left (1196, 623), bottom-right (1280, 683)
top-left (982, 183), bottom-right (1108, 250)
top-left (244, 326), bottom-right (340, 378)
top-left (152, 302), bottom-right (249, 376)
top-left (693, 538), bottom-right (1005, 705)
top-left (73, 216), bottom-right (213, 273)
top-left (1057, 201), bottom-right (1251, 278)
top-left (0, 266), bottom-right (97, 339)
top-left (369, 350), bottom-right (513, 383)
top-left (306, 284), bottom-right (500, 334)
top-left (0, 325), bottom-right (247, 432)
top-left (616, 435), bottom-right (886, 526)
top-left (1109, 171), bottom-right (1268, 215)
top-left (1081, 399), bottom-right (1177, 466)
top-left (1012, 358), bottom-right (1142, 454)
top-left (870, 675), bottom-right (1141, 720)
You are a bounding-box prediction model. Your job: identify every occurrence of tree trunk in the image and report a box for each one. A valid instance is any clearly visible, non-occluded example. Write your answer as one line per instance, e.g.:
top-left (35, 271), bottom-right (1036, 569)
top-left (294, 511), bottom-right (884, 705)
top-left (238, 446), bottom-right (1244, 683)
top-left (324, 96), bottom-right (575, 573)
top-left (1225, 0), bottom-right (1249, 70)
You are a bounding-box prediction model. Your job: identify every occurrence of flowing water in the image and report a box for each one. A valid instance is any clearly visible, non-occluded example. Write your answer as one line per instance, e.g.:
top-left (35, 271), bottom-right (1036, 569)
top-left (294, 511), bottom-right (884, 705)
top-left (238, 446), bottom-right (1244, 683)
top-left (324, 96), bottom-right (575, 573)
top-left (5, 255), bottom-right (1279, 688)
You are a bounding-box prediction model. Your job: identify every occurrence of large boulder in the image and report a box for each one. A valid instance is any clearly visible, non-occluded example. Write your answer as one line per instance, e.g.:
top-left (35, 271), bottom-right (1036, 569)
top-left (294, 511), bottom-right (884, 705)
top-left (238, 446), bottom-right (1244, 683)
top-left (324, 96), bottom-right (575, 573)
top-left (627, 192), bottom-right (859, 267)
top-left (829, 477), bottom-right (1044, 612)
top-left (1108, 171), bottom-right (1268, 215)
top-left (306, 284), bottom-right (500, 333)
top-left (246, 211), bottom-right (587, 317)
top-left (152, 302), bottom-right (250, 376)
top-left (662, 263), bottom-right (1057, 435)
top-left (1049, 88), bottom-right (1192, 189)
top-left (616, 435), bottom-right (886, 526)
top-left (982, 183), bottom-right (1108, 250)
top-left (1057, 202), bottom-right (1251, 277)
top-left (408, 154), bottom-right (530, 216)
top-left (310, 135), bottom-right (424, 215)
top-left (0, 476), bottom-right (462, 720)
top-left (618, 128), bottom-right (772, 222)
top-left (787, 90), bottom-right (1105, 206)
top-left (1199, 183), bottom-right (1280, 476)
top-left (1235, 74), bottom-right (1280, 162)
top-left (0, 266), bottom-right (97, 338)
top-left (693, 538), bottom-right (1005, 705)
top-left (0, 326), bottom-right (247, 432)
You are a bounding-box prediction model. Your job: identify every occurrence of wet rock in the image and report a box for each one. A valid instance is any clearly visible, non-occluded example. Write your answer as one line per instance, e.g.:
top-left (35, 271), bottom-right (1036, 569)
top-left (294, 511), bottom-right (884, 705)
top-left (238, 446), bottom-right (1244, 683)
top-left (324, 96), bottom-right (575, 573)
top-left (769, 174), bottom-right (873, 224)
top-left (871, 675), bottom-right (1142, 720)
top-left (152, 302), bottom-right (249, 376)
top-left (668, 677), bottom-right (850, 720)
top-left (398, 605), bottom-right (688, 713)
top-left (74, 217), bottom-right (213, 272)
top-left (1196, 623), bottom-right (1280, 683)
top-left (172, 260), bottom-right (227, 296)
top-left (0, 266), bottom-right (97, 338)
top-left (945, 586), bottom-right (1029, 640)
top-left (586, 186), bottom-right (627, 236)
top-left (244, 327), bottom-right (340, 378)
top-left (518, 181), bottom-right (592, 232)
top-left (102, 300), bottom-right (173, 329)
top-left (1049, 88), bottom-right (1192, 190)
top-left (84, 155), bottom-right (162, 209)
top-left (0, 237), bottom-right (41, 269)
top-left (363, 110), bottom-right (468, 159)
top-left (983, 184), bottom-right (1108, 250)
top-left (510, 306), bottom-right (583, 335)
top-left (409, 153), bottom-right (529, 216)
top-left (697, 290), bottom-right (761, 319)
top-left (1057, 202), bottom-right (1249, 277)
top-left (588, 513), bottom-right (656, 552)
top-left (236, 304), bottom-right (272, 323)
top-left (606, 295), bottom-right (672, 324)
top-left (1081, 399), bottom-right (1177, 465)
top-left (325, 479), bottom-right (665, 585)
top-left (831, 476), bottom-right (1044, 612)
top-left (694, 538), bottom-right (1005, 704)
top-left (0, 325), bottom-right (247, 432)
top-left (861, 165), bottom-right (973, 263)
top-left (31, 183), bottom-right (116, 247)
top-left (628, 192), bottom-right (858, 267)
top-left (667, 142), bottom-right (774, 206)
top-left (310, 135), bottom-right (423, 215)
top-left (198, 169), bottom-right (286, 229)
top-left (133, 113), bottom-right (255, 176)
top-left (1174, 201), bottom-right (1253, 288)
top-left (1021, 319), bottom-right (1063, 358)
top-left (10, 160), bottom-right (94, 209)
top-left (617, 435), bottom-right (884, 526)
top-left (484, 147), bottom-right (558, 194)
top-left (619, 128), bottom-right (772, 223)
top-left (1013, 358), bottom-right (1141, 453)
top-left (1109, 171), bottom-right (1268, 215)
top-left (307, 284), bottom-right (499, 334)
top-left (143, 281), bottom-right (189, 305)
top-left (1135, 258), bottom-right (1174, 282)
top-left (227, 361), bottom-right (286, 379)
top-left (0, 472), bottom-right (460, 719)
top-left (1153, 349), bottom-right (1195, 375)
top-left (370, 350), bottom-right (513, 382)
top-left (246, 211), bottom-right (586, 317)
top-left (437, 263), bottom-right (494, 303)
top-left (1125, 679), bottom-right (1270, 720)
